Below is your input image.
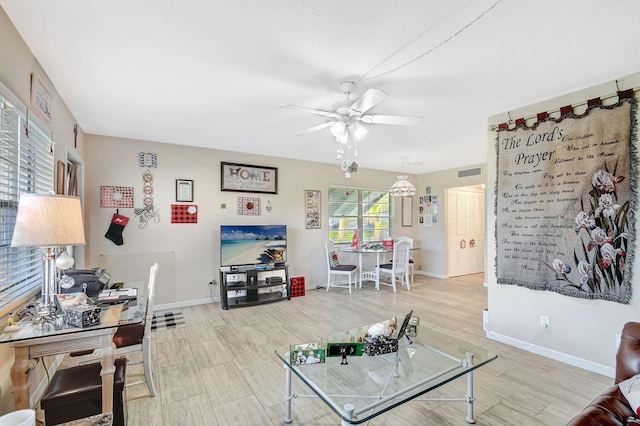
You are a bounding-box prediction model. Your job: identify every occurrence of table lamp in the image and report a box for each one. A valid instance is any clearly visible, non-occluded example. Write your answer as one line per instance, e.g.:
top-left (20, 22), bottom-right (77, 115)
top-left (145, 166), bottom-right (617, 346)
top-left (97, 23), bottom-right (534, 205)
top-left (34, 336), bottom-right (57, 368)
top-left (10, 194), bottom-right (85, 317)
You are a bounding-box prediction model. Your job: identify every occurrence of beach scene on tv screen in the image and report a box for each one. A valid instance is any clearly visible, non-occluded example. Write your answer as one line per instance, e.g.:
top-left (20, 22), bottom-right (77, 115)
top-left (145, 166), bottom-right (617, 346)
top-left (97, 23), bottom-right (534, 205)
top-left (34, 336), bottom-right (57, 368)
top-left (221, 225), bottom-right (287, 266)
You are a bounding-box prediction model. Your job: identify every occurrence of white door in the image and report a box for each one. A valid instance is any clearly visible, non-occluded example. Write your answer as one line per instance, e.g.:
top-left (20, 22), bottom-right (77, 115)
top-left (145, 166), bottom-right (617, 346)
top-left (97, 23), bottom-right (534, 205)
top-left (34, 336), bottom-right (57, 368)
top-left (446, 186), bottom-right (485, 277)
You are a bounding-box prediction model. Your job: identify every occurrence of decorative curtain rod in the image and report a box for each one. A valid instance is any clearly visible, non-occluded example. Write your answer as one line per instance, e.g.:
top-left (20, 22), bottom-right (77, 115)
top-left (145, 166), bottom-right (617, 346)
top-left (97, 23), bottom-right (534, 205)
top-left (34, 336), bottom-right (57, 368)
top-left (493, 86), bottom-right (638, 131)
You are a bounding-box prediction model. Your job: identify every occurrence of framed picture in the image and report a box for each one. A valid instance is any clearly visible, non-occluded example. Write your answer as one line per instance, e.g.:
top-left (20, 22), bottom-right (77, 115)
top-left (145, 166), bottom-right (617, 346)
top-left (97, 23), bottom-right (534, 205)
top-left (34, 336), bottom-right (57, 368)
top-left (305, 190), bottom-right (321, 229)
top-left (176, 179), bottom-right (194, 202)
top-left (401, 196), bottom-right (413, 227)
top-left (221, 162), bottom-right (277, 194)
top-left (56, 160), bottom-right (65, 195)
top-left (30, 74), bottom-right (52, 121)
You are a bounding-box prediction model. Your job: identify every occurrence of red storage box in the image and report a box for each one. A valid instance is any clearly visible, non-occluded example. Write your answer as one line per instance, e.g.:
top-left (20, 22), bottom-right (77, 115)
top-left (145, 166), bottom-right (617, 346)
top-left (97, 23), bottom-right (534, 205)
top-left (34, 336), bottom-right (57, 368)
top-left (290, 277), bottom-right (305, 297)
top-left (382, 238), bottom-right (394, 248)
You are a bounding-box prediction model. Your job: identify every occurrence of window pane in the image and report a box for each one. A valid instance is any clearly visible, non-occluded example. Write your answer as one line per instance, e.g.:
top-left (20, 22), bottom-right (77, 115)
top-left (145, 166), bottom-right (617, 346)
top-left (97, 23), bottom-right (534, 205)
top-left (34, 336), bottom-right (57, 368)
top-left (0, 92), bottom-right (54, 314)
top-left (329, 187), bottom-right (392, 244)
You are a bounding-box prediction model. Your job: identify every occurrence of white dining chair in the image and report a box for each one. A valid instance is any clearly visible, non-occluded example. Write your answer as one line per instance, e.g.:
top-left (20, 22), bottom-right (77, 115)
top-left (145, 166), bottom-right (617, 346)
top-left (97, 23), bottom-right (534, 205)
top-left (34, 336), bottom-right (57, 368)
top-left (70, 262), bottom-right (159, 396)
top-left (396, 236), bottom-right (415, 283)
top-left (113, 262), bottom-right (159, 396)
top-left (325, 241), bottom-right (357, 294)
top-left (376, 240), bottom-right (411, 292)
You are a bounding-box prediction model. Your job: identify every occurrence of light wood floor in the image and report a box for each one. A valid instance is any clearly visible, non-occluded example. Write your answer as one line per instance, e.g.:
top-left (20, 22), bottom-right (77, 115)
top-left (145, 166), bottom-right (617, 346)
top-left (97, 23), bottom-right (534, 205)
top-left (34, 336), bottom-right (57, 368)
top-left (113, 274), bottom-right (610, 425)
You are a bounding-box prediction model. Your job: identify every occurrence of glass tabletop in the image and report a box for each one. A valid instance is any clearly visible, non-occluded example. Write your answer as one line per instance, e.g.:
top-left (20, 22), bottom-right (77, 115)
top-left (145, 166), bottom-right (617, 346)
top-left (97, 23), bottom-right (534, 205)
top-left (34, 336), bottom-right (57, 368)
top-left (340, 247), bottom-right (392, 254)
top-left (0, 299), bottom-right (144, 344)
top-left (275, 324), bottom-right (497, 424)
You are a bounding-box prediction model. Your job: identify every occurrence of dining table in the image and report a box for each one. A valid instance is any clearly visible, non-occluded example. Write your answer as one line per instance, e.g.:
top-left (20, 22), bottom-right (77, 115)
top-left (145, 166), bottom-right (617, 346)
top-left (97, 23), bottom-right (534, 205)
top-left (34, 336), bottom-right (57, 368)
top-left (340, 244), bottom-right (419, 290)
top-left (339, 246), bottom-right (392, 290)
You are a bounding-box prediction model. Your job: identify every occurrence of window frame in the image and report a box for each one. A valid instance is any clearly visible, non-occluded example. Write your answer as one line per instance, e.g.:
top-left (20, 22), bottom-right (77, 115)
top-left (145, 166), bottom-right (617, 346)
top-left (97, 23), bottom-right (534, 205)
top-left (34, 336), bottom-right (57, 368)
top-left (0, 84), bottom-right (55, 317)
top-left (328, 186), bottom-right (394, 244)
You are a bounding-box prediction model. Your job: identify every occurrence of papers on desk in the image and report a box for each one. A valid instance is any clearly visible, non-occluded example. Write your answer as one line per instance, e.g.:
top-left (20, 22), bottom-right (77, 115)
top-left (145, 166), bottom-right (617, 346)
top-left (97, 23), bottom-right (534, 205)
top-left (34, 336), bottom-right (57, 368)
top-left (96, 288), bottom-right (137, 304)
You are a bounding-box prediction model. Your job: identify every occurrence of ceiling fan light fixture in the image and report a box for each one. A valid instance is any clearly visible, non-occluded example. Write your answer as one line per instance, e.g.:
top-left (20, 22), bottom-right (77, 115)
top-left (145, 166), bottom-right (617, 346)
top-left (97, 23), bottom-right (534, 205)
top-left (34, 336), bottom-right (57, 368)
top-left (389, 176), bottom-right (416, 197)
top-left (335, 132), bottom-right (349, 144)
top-left (351, 122), bottom-right (368, 141)
top-left (330, 121), bottom-right (346, 138)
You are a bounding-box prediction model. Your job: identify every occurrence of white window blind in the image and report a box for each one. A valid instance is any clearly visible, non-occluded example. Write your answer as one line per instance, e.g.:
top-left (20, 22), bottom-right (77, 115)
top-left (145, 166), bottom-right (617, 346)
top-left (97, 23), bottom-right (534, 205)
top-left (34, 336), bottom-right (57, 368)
top-left (328, 187), bottom-right (392, 244)
top-left (0, 93), bottom-right (54, 314)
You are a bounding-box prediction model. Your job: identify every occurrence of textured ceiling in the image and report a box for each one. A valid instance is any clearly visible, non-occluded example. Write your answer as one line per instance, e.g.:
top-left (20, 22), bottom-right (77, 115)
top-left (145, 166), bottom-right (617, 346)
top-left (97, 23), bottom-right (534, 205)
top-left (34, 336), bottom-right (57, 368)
top-left (2, 0), bottom-right (640, 174)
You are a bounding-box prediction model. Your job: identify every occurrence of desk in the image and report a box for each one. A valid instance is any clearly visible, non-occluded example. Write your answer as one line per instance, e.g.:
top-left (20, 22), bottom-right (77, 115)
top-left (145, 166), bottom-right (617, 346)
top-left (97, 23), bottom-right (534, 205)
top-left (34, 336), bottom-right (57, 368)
top-left (0, 302), bottom-right (143, 412)
top-left (275, 324), bottom-right (497, 425)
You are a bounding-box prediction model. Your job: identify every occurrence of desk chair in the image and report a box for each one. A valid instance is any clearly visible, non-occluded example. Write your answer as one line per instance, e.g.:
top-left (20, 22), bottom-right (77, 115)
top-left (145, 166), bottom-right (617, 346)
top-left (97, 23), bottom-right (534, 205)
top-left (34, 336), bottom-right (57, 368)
top-left (71, 262), bottom-right (159, 396)
top-left (376, 240), bottom-right (411, 292)
top-left (396, 236), bottom-right (415, 283)
top-left (325, 241), bottom-right (357, 294)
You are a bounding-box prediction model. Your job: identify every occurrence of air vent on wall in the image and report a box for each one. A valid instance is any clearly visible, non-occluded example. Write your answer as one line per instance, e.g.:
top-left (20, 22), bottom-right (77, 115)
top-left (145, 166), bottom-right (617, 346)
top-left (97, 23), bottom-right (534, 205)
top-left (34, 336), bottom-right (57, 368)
top-left (458, 167), bottom-right (482, 178)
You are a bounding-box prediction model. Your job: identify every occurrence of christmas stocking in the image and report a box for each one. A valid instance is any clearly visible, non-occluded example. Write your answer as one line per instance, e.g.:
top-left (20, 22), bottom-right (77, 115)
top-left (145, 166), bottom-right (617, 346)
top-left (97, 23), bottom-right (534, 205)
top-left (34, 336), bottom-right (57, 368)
top-left (105, 213), bottom-right (129, 246)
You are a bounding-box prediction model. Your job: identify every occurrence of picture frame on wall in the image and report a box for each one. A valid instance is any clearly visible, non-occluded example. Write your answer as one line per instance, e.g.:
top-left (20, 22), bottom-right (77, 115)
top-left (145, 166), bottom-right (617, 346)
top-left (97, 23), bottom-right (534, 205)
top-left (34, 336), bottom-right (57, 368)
top-left (221, 162), bottom-right (278, 194)
top-left (56, 160), bottom-right (65, 195)
top-left (402, 196), bottom-right (413, 227)
top-left (176, 179), bottom-right (194, 202)
top-left (30, 73), bottom-right (52, 122)
top-left (305, 190), bottom-right (321, 229)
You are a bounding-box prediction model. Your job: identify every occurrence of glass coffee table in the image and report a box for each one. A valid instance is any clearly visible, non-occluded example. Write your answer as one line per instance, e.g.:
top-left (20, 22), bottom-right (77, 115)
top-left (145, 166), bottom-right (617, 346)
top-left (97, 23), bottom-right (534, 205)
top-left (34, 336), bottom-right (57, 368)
top-left (275, 323), bottom-right (497, 425)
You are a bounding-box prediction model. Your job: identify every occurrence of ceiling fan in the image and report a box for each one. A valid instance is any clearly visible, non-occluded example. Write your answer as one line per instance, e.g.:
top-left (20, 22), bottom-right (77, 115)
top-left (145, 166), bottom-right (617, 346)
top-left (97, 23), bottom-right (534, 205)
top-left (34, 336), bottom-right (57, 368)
top-left (281, 81), bottom-right (423, 146)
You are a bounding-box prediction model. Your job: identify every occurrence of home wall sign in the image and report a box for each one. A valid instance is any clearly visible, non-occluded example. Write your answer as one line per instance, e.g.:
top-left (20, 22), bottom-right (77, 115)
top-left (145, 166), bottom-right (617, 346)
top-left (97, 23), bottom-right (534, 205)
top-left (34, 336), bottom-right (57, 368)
top-left (496, 95), bottom-right (636, 303)
top-left (221, 162), bottom-right (277, 194)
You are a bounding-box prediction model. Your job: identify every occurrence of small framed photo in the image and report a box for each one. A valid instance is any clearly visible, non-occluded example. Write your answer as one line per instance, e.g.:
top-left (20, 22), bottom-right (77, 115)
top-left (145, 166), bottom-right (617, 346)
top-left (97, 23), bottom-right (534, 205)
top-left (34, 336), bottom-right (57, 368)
top-left (176, 179), bottom-right (194, 202)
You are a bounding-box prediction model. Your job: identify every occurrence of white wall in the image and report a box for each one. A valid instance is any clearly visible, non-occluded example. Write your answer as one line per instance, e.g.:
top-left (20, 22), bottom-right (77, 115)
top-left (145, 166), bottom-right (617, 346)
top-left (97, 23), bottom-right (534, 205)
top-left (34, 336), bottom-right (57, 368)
top-left (0, 7), bottom-right (86, 413)
top-left (485, 71), bottom-right (640, 376)
top-left (84, 135), bottom-right (412, 307)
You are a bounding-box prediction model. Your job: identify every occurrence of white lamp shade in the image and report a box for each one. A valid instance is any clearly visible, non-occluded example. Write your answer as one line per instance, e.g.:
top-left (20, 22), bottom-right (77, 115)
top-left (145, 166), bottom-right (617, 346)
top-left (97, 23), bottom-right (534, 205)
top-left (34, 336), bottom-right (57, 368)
top-left (11, 194), bottom-right (86, 247)
top-left (351, 122), bottom-right (368, 141)
top-left (389, 176), bottom-right (417, 197)
top-left (330, 121), bottom-right (346, 138)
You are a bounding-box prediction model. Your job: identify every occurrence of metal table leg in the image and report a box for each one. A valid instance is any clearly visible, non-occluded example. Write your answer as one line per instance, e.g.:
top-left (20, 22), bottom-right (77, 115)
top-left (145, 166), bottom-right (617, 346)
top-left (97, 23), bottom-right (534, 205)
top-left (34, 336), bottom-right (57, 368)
top-left (465, 352), bottom-right (475, 424)
top-left (284, 364), bottom-right (293, 423)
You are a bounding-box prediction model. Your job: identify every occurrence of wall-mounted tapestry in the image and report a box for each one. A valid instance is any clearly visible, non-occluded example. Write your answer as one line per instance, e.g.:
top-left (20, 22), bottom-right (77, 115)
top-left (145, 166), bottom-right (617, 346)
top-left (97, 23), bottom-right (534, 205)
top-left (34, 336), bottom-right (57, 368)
top-left (496, 95), bottom-right (636, 303)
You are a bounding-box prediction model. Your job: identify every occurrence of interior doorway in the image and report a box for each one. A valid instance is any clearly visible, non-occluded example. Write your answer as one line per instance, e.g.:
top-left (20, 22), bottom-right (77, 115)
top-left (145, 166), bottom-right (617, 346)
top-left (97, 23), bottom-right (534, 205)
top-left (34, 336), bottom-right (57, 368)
top-left (445, 185), bottom-right (485, 277)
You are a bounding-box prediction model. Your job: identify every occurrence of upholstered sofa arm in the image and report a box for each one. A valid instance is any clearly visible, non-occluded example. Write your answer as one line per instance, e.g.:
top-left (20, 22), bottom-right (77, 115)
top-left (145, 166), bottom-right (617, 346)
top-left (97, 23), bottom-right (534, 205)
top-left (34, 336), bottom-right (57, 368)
top-left (616, 322), bottom-right (640, 384)
top-left (567, 322), bottom-right (640, 425)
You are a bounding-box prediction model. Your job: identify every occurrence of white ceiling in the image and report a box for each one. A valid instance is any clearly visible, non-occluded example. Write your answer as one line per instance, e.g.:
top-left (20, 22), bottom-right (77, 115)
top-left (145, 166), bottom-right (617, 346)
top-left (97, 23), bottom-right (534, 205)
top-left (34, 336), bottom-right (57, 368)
top-left (2, 0), bottom-right (640, 174)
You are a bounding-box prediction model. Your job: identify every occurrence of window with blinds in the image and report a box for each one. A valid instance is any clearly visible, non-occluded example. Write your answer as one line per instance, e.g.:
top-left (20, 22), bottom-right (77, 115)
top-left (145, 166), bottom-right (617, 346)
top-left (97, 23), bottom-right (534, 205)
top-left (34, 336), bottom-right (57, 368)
top-left (328, 187), bottom-right (392, 243)
top-left (0, 93), bottom-right (54, 315)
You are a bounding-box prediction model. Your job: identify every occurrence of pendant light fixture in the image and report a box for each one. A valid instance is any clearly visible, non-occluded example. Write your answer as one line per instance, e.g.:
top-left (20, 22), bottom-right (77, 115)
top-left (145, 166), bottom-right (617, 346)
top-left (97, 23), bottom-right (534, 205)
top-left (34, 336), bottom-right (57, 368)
top-left (389, 157), bottom-right (417, 197)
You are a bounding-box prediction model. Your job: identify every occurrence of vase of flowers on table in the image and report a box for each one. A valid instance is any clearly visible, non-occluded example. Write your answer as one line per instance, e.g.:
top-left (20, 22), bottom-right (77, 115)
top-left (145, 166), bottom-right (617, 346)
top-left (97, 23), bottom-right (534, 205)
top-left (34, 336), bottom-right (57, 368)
top-left (364, 321), bottom-right (399, 356)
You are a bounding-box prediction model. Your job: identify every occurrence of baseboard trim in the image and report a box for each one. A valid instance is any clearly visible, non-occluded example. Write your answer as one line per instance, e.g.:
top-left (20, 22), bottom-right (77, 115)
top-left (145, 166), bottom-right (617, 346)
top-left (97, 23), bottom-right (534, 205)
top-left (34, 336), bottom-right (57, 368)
top-left (486, 330), bottom-right (615, 378)
top-left (416, 271), bottom-right (448, 279)
top-left (155, 298), bottom-right (212, 311)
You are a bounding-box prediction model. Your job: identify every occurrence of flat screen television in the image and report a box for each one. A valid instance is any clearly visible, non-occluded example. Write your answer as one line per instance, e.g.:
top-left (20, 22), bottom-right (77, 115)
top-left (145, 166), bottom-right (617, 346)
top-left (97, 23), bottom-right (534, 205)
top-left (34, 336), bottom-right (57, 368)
top-left (220, 225), bottom-right (287, 268)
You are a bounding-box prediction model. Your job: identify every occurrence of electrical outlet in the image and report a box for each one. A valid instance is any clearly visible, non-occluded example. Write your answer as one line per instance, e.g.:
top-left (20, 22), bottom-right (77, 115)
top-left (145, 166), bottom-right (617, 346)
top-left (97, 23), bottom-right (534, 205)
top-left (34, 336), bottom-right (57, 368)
top-left (540, 315), bottom-right (550, 328)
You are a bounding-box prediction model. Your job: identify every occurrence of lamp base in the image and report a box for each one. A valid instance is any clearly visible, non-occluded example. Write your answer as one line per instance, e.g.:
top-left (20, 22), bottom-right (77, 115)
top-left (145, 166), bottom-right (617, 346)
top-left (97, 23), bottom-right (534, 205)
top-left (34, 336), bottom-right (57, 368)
top-left (17, 300), bottom-right (63, 329)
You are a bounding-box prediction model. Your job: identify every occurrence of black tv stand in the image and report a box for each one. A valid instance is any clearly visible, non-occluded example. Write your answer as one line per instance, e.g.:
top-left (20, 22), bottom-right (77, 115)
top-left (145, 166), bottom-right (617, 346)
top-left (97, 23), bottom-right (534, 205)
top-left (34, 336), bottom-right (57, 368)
top-left (219, 264), bottom-right (290, 310)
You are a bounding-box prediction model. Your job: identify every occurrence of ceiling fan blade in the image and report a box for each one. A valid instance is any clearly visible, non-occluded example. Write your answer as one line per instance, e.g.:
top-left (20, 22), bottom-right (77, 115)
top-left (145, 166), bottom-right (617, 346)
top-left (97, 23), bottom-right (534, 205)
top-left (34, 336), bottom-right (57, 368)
top-left (348, 88), bottom-right (388, 115)
top-left (292, 121), bottom-right (336, 137)
top-left (360, 114), bottom-right (423, 125)
top-left (280, 104), bottom-right (339, 119)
